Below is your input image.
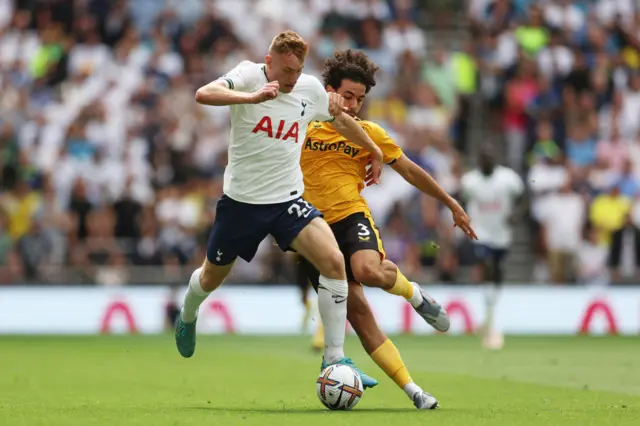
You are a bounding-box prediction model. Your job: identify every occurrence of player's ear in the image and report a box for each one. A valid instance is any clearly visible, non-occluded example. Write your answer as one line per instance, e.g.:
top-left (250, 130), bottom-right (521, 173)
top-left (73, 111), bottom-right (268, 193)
top-left (326, 85), bottom-right (336, 93)
top-left (265, 54), bottom-right (272, 67)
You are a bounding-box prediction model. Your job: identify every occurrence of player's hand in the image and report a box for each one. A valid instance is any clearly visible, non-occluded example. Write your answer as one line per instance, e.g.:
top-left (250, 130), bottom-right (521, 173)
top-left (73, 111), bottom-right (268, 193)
top-left (364, 152), bottom-right (383, 186)
top-left (251, 81), bottom-right (279, 103)
top-left (327, 92), bottom-right (348, 117)
top-left (449, 199), bottom-right (478, 240)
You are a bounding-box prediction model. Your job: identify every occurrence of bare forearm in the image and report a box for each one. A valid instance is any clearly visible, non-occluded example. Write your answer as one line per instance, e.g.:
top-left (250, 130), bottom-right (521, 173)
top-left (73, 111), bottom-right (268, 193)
top-left (333, 113), bottom-right (381, 157)
top-left (195, 82), bottom-right (255, 106)
top-left (405, 168), bottom-right (456, 209)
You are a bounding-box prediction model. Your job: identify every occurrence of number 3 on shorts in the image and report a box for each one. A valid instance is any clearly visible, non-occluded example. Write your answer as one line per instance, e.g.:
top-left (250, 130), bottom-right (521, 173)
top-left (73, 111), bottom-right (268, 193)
top-left (357, 223), bottom-right (370, 237)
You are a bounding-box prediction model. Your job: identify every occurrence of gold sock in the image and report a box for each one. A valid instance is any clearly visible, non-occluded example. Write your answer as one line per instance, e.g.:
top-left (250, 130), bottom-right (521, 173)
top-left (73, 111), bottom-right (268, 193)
top-left (312, 322), bottom-right (324, 351)
top-left (370, 338), bottom-right (412, 388)
top-left (385, 269), bottom-right (414, 300)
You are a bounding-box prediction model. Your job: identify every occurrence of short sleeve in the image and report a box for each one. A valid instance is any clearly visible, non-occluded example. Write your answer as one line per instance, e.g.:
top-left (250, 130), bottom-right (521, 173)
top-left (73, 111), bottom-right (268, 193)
top-left (217, 61), bottom-right (261, 92)
top-left (365, 122), bottom-right (402, 164)
top-left (310, 77), bottom-right (334, 122)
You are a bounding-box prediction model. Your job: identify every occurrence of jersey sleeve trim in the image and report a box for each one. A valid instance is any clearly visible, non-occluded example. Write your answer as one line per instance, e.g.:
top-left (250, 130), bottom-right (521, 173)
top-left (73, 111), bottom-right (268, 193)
top-left (386, 158), bottom-right (398, 165)
top-left (324, 116), bottom-right (335, 123)
top-left (223, 77), bottom-right (234, 90)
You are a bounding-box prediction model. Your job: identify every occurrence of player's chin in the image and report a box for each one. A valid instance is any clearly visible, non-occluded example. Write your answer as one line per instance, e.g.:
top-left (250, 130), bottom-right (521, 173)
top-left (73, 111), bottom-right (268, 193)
top-left (280, 85), bottom-right (295, 93)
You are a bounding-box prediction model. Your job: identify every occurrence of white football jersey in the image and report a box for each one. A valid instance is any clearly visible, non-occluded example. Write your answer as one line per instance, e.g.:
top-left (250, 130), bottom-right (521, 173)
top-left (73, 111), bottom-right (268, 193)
top-left (217, 61), bottom-right (333, 204)
top-left (461, 166), bottom-right (524, 248)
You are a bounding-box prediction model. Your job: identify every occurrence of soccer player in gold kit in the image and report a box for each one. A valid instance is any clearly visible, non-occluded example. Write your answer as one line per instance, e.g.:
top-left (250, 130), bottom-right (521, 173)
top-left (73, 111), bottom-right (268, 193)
top-left (300, 50), bottom-right (477, 409)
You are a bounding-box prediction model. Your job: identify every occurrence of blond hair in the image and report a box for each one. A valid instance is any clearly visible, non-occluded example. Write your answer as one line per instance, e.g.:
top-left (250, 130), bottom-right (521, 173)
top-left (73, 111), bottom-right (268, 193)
top-left (269, 30), bottom-right (309, 63)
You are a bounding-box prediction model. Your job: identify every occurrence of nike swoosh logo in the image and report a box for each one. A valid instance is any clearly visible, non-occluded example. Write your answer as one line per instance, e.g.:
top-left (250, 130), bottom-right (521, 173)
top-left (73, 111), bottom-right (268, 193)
top-left (332, 296), bottom-right (347, 304)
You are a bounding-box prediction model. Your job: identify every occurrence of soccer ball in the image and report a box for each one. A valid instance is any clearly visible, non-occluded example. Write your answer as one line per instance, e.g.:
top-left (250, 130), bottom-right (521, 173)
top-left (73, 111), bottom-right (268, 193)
top-left (316, 364), bottom-right (364, 410)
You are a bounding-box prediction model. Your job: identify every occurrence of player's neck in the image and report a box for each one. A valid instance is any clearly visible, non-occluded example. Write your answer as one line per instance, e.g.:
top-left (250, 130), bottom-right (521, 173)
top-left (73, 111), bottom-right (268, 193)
top-left (263, 65), bottom-right (273, 82)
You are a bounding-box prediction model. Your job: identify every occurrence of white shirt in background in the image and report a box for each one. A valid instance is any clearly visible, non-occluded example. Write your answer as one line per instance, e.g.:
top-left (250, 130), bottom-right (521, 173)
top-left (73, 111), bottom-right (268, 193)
top-left (0, 29), bottom-right (40, 68)
top-left (496, 32), bottom-right (518, 70)
top-left (576, 241), bottom-right (610, 286)
top-left (537, 192), bottom-right (586, 252)
top-left (544, 3), bottom-right (586, 32)
top-left (69, 43), bottom-right (112, 77)
top-left (537, 45), bottom-right (574, 79)
top-left (461, 166), bottom-right (524, 248)
top-left (595, 0), bottom-right (635, 27)
top-left (0, 0), bottom-right (12, 29)
top-left (383, 23), bottom-right (426, 59)
top-left (619, 90), bottom-right (640, 139)
top-left (528, 163), bottom-right (568, 221)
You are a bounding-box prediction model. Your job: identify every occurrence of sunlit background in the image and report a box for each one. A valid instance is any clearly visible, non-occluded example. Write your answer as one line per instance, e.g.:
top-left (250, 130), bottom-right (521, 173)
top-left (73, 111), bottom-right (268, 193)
top-left (2, 1), bottom-right (640, 425)
top-left (1, 0), bottom-right (639, 338)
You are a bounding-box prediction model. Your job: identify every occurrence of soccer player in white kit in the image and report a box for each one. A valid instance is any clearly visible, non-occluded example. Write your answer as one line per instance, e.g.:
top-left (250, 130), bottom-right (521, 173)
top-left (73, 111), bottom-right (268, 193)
top-left (460, 146), bottom-right (524, 349)
top-left (175, 31), bottom-right (384, 382)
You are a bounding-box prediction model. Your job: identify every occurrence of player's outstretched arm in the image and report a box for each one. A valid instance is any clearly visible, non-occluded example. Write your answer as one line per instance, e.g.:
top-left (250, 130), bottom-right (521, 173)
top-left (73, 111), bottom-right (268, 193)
top-left (332, 112), bottom-right (384, 184)
top-left (195, 81), bottom-right (279, 106)
top-left (390, 155), bottom-right (478, 240)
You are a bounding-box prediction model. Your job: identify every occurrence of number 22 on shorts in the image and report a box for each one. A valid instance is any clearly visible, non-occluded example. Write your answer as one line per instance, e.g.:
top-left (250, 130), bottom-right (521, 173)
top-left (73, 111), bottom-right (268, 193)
top-left (288, 199), bottom-right (313, 218)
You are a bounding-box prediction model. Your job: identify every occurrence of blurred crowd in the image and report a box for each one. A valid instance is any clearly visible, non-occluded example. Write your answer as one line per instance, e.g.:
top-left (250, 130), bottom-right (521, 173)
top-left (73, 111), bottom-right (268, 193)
top-left (467, 0), bottom-right (640, 285)
top-left (2, 0), bottom-right (640, 286)
top-left (0, 0), bottom-right (467, 285)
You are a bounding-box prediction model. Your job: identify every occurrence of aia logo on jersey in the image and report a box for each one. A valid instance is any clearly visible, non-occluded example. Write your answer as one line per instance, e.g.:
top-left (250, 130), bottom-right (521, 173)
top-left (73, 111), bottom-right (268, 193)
top-left (252, 116), bottom-right (299, 143)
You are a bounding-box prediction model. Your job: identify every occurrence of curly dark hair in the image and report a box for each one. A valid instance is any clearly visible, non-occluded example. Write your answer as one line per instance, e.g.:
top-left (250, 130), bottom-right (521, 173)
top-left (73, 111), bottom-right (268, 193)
top-left (322, 49), bottom-right (379, 93)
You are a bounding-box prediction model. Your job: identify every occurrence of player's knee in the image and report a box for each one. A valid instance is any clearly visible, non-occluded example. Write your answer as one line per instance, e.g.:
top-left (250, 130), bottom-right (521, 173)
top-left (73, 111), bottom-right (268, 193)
top-left (352, 262), bottom-right (385, 288)
top-left (199, 268), bottom-right (220, 292)
top-left (318, 249), bottom-right (346, 280)
top-left (200, 259), bottom-right (230, 292)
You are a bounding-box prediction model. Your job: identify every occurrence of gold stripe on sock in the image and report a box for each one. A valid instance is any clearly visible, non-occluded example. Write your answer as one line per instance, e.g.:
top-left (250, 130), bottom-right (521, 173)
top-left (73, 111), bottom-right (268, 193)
top-left (386, 269), bottom-right (414, 300)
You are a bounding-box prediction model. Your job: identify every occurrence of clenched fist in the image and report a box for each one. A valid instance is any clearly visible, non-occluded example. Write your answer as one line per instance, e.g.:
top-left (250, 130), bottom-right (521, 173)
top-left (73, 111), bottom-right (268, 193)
top-left (328, 92), bottom-right (348, 117)
top-left (252, 81), bottom-right (280, 103)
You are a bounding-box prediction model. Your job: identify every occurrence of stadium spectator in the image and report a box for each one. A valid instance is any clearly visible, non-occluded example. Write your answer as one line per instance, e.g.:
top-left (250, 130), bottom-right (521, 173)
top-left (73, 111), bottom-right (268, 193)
top-left (575, 227), bottom-right (610, 286)
top-left (3, 0), bottom-right (640, 286)
top-left (504, 58), bottom-right (539, 173)
top-left (590, 184), bottom-right (632, 280)
top-left (537, 177), bottom-right (586, 283)
top-left (0, 0), bottom-right (462, 285)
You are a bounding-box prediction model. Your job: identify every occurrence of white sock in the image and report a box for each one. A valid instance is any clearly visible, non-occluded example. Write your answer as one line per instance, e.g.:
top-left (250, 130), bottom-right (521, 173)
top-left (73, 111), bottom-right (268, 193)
top-left (483, 284), bottom-right (500, 335)
top-left (403, 382), bottom-right (422, 399)
top-left (409, 282), bottom-right (423, 308)
top-left (181, 267), bottom-right (210, 323)
top-left (317, 275), bottom-right (348, 364)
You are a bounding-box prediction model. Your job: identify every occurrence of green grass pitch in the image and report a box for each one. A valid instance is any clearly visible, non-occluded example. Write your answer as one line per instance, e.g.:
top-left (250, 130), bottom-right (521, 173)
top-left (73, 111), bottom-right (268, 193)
top-left (1, 335), bottom-right (638, 425)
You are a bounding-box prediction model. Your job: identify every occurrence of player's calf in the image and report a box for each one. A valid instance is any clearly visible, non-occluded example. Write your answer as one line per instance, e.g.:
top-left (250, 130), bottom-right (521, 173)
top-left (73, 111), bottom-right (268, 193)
top-left (176, 259), bottom-right (234, 358)
top-left (346, 283), bottom-right (386, 353)
top-left (291, 218), bottom-right (349, 364)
